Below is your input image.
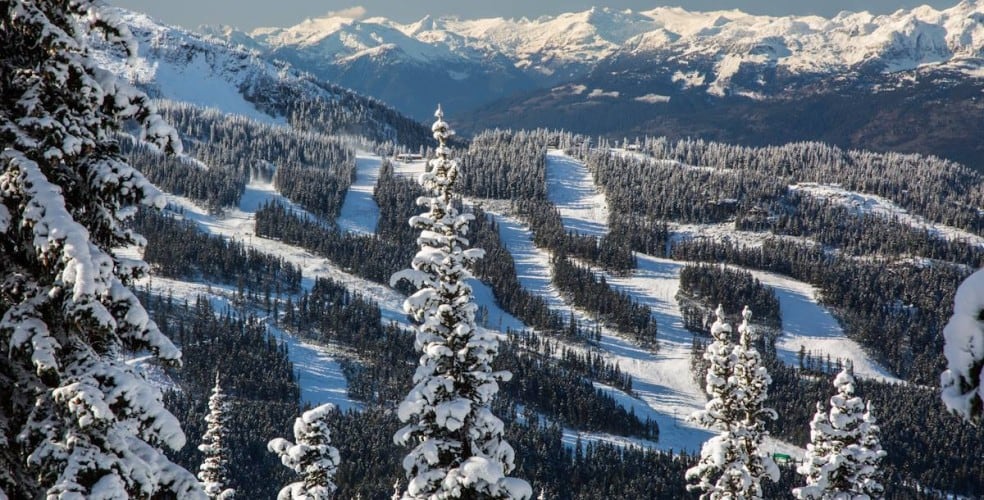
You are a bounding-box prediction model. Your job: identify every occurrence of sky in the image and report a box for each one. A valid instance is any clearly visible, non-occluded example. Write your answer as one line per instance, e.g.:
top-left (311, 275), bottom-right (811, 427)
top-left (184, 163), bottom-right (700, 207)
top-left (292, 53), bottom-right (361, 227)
top-left (109, 0), bottom-right (962, 30)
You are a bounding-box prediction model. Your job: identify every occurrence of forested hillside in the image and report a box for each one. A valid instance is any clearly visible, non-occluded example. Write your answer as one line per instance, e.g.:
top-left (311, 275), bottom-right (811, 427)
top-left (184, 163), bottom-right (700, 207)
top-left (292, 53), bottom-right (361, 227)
top-left (10, 3), bottom-right (984, 498)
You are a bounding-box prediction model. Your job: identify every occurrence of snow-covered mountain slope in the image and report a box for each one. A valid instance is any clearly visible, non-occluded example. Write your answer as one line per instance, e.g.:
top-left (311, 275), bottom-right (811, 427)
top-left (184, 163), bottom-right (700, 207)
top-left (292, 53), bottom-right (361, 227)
top-left (220, 11), bottom-right (535, 120)
top-left (224, 1), bottom-right (984, 101)
top-left (91, 8), bottom-right (429, 145)
top-left (191, 1), bottom-right (984, 163)
top-left (790, 183), bottom-right (984, 247)
top-left (249, 2), bottom-right (984, 84)
top-left (542, 151), bottom-right (899, 384)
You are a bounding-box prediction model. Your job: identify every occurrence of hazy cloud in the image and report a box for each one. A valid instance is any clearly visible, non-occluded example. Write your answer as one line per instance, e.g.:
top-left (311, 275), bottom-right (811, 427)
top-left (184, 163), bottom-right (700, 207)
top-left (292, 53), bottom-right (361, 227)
top-left (323, 6), bottom-right (367, 20)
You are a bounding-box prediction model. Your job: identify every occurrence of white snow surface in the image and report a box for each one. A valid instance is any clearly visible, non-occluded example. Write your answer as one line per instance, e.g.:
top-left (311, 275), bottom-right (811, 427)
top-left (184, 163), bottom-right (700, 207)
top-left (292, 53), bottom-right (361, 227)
top-left (742, 268), bottom-right (902, 384)
top-left (337, 153), bottom-right (384, 235)
top-left (268, 323), bottom-right (362, 412)
top-left (544, 150), bottom-right (609, 238)
top-left (92, 10), bottom-right (286, 125)
top-left (790, 182), bottom-right (984, 247)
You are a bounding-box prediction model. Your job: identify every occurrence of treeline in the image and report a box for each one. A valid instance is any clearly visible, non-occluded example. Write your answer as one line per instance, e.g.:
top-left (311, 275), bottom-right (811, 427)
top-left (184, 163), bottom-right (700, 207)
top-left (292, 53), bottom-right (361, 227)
top-left (516, 332), bottom-right (632, 392)
top-left (636, 136), bottom-right (984, 234)
top-left (137, 293), bottom-right (298, 499)
top-left (255, 201), bottom-right (413, 284)
top-left (124, 102), bottom-right (359, 212)
top-left (458, 129), bottom-right (550, 200)
top-left (514, 198), bottom-right (635, 271)
top-left (239, 72), bottom-right (433, 148)
top-left (676, 264), bottom-right (781, 333)
top-left (135, 209), bottom-right (301, 294)
top-left (552, 257), bottom-right (659, 347)
top-left (281, 277), bottom-right (385, 346)
top-left (124, 139), bottom-right (244, 209)
top-left (740, 193), bottom-right (984, 264)
top-left (580, 149), bottom-right (785, 225)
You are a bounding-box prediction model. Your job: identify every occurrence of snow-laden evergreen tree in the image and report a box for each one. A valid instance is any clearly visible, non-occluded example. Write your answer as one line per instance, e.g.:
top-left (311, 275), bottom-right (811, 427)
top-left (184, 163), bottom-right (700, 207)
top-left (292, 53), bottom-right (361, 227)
top-left (268, 403), bottom-right (341, 500)
top-left (687, 305), bottom-right (778, 498)
top-left (856, 402), bottom-right (885, 499)
top-left (794, 365), bottom-right (885, 499)
top-left (199, 372), bottom-right (235, 499)
top-left (391, 106), bottom-right (531, 499)
top-left (941, 268), bottom-right (984, 422)
top-left (0, 1), bottom-right (201, 498)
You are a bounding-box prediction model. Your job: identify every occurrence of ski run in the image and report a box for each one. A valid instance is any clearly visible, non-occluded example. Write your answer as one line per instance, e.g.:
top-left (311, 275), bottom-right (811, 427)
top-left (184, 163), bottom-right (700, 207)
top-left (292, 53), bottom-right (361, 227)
top-left (135, 146), bottom-right (904, 458)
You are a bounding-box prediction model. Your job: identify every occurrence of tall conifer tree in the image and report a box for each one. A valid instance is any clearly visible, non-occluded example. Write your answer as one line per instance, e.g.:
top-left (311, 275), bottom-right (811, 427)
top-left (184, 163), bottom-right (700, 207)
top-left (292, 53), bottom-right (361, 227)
top-left (0, 1), bottom-right (199, 497)
top-left (391, 106), bottom-right (530, 499)
top-left (687, 305), bottom-right (777, 498)
top-left (268, 403), bottom-right (341, 500)
top-left (199, 372), bottom-right (234, 499)
top-left (794, 365), bottom-right (885, 499)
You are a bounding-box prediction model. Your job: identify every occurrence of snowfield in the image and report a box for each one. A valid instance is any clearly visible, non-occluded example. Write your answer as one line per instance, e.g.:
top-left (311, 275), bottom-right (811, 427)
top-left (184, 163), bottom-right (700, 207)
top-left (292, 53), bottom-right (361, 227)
top-left (337, 153), bottom-right (383, 235)
top-left (743, 268), bottom-right (902, 384)
top-left (545, 150), bottom-right (609, 238)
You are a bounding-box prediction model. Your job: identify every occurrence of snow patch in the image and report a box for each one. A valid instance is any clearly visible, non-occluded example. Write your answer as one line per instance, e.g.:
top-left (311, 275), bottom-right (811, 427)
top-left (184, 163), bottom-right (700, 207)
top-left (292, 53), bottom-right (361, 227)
top-left (587, 88), bottom-right (620, 98)
top-left (672, 70), bottom-right (705, 88)
top-left (635, 93), bottom-right (671, 103)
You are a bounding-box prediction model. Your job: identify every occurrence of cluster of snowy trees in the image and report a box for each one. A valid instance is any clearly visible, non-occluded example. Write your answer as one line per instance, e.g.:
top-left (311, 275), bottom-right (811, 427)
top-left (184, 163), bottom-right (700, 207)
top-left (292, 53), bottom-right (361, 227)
top-left (550, 257), bottom-right (659, 346)
top-left (0, 1), bottom-right (201, 497)
top-left (676, 266), bottom-right (982, 496)
top-left (738, 193), bottom-right (984, 263)
top-left (685, 305), bottom-right (886, 499)
top-left (513, 197), bottom-right (635, 271)
top-left (135, 209), bottom-right (302, 294)
top-left (677, 264), bottom-right (782, 333)
top-left (125, 103), bottom-right (357, 216)
top-left (640, 137), bottom-right (984, 233)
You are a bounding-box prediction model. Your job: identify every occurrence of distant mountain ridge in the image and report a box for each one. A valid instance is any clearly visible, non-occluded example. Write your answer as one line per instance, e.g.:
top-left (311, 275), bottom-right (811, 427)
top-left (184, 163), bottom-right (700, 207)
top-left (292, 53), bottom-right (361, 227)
top-left (199, 2), bottom-right (984, 116)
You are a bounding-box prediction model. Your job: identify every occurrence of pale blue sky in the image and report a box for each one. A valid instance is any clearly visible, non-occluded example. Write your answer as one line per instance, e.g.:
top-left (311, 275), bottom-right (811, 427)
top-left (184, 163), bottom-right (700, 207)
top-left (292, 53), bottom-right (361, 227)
top-left (109, 0), bottom-right (961, 30)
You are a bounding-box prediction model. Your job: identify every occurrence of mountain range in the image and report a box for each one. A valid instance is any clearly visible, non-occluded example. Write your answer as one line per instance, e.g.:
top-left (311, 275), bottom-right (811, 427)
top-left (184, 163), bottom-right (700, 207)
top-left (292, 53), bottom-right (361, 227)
top-left (191, 1), bottom-right (984, 168)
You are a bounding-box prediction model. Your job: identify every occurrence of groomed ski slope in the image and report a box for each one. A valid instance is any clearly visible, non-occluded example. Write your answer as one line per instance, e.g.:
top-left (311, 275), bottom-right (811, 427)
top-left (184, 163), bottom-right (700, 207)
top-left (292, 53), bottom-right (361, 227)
top-left (337, 153), bottom-right (384, 235)
top-left (149, 154), bottom-right (527, 410)
top-left (547, 149), bottom-right (899, 383)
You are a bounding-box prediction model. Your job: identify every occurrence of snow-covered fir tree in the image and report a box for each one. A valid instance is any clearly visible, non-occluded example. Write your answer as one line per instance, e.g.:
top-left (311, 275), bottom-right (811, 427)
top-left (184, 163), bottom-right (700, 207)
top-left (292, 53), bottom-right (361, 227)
top-left (794, 365), bottom-right (886, 499)
top-left (856, 402), bottom-right (885, 498)
top-left (391, 106), bottom-right (531, 499)
top-left (268, 403), bottom-right (341, 500)
top-left (687, 305), bottom-right (778, 498)
top-left (0, 1), bottom-right (201, 498)
top-left (941, 268), bottom-right (984, 422)
top-left (199, 372), bottom-right (235, 499)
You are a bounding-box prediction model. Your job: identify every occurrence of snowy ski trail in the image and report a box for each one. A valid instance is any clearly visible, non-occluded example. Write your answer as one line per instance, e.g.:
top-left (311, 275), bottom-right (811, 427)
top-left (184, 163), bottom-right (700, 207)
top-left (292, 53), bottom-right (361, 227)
top-left (545, 150), bottom-right (609, 238)
top-left (154, 152), bottom-right (531, 411)
top-left (549, 150), bottom-right (897, 383)
top-left (337, 153), bottom-right (383, 235)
